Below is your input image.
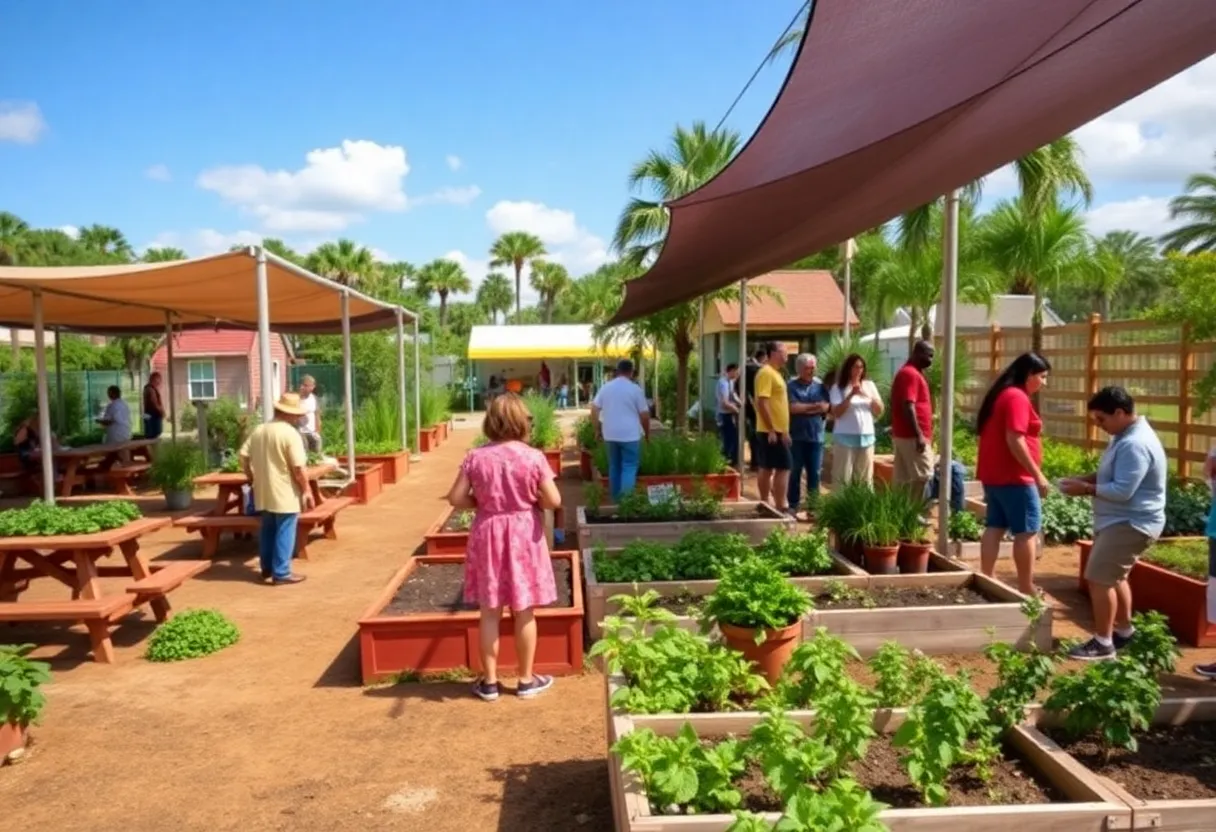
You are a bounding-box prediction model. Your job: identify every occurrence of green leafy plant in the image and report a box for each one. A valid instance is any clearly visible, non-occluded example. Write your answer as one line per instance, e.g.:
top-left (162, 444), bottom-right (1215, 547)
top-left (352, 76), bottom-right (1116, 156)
top-left (778, 628), bottom-right (861, 708)
top-left (613, 483), bottom-right (725, 522)
top-left (1163, 476), bottom-right (1211, 537)
top-left (1040, 491), bottom-right (1093, 544)
top-left (419, 384), bottom-right (450, 428)
top-left (1038, 438), bottom-right (1100, 482)
top-left (1121, 610), bottom-right (1182, 676)
top-left (613, 724), bottom-right (745, 814)
top-left (200, 396), bottom-right (249, 451)
top-left (218, 453), bottom-right (243, 473)
top-left (147, 440), bottom-right (205, 492)
top-left (0, 644), bottom-right (52, 726)
top-left (574, 416), bottom-right (597, 450)
top-left (1045, 657), bottom-right (1161, 755)
top-left (447, 509), bottom-right (474, 532)
top-left (522, 391), bottom-right (562, 450)
top-left (1143, 538), bottom-right (1208, 579)
top-left (854, 488), bottom-right (904, 548)
top-left (982, 641), bottom-right (1056, 731)
top-left (768, 781), bottom-right (889, 832)
top-left (583, 482), bottom-right (604, 517)
top-left (754, 528), bottom-right (833, 576)
top-left (702, 556), bottom-right (813, 636)
top-left (745, 706), bottom-right (834, 802)
top-left (892, 488), bottom-right (931, 543)
top-left (593, 432), bottom-right (728, 477)
top-left (868, 642), bottom-right (934, 708)
top-left (0, 500), bottom-right (141, 537)
top-left (145, 609), bottom-right (240, 662)
top-left (947, 509), bottom-right (982, 542)
top-left (816, 480), bottom-right (874, 547)
top-left (351, 391), bottom-right (407, 453)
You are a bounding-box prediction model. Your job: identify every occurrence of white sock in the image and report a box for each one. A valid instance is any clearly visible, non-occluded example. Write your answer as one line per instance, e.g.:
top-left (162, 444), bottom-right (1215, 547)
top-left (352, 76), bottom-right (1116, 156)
top-left (1114, 625), bottom-right (1134, 638)
top-left (1094, 635), bottom-right (1113, 647)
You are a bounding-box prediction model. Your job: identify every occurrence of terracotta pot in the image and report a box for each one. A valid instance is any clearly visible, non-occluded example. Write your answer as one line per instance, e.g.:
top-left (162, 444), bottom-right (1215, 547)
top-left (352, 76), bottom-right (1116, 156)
top-left (718, 620), bottom-right (803, 684)
top-left (863, 543), bottom-right (900, 575)
top-left (898, 540), bottom-right (933, 574)
top-left (0, 720), bottom-right (26, 760)
top-left (579, 449), bottom-right (594, 481)
top-left (833, 534), bottom-right (863, 564)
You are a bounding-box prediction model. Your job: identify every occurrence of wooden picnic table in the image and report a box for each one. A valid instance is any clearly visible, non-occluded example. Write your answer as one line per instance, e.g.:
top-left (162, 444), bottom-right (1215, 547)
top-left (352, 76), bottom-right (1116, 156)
top-left (0, 516), bottom-right (210, 662)
top-left (30, 438), bottom-right (158, 498)
top-left (192, 463), bottom-right (336, 516)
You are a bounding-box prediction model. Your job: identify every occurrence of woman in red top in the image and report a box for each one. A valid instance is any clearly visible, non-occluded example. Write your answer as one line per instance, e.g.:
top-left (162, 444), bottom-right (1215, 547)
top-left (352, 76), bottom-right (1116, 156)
top-left (975, 352), bottom-right (1052, 595)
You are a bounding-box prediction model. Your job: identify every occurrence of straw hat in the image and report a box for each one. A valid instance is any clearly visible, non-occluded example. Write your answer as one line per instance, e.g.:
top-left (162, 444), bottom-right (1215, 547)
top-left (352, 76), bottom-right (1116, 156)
top-left (273, 392), bottom-right (307, 417)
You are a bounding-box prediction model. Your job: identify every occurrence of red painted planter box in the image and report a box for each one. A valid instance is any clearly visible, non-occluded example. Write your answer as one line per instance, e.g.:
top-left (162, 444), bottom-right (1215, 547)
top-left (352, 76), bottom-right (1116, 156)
top-left (357, 551), bottom-right (585, 683)
top-left (542, 448), bottom-right (563, 477)
top-left (423, 506), bottom-right (471, 554)
top-left (579, 448), bottom-right (593, 481)
top-left (418, 426), bottom-right (440, 453)
top-left (344, 462), bottom-right (384, 505)
top-left (338, 452), bottom-right (409, 484)
top-left (0, 720), bottom-right (26, 760)
top-left (596, 468), bottom-right (742, 501)
top-left (435, 421), bottom-right (449, 444)
top-left (0, 453), bottom-right (20, 475)
top-left (1078, 538), bottom-right (1215, 647)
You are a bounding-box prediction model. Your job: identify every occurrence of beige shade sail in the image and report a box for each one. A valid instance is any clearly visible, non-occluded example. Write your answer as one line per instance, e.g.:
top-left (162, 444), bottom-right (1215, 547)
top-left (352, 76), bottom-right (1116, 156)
top-left (612, 0), bottom-right (1216, 323)
top-left (0, 249), bottom-right (409, 334)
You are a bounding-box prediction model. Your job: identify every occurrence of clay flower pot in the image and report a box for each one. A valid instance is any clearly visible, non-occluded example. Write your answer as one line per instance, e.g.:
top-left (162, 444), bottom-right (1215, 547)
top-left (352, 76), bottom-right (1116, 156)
top-left (0, 720), bottom-right (27, 760)
top-left (898, 540), bottom-right (933, 574)
top-left (718, 620), bottom-right (802, 684)
top-left (863, 543), bottom-right (900, 575)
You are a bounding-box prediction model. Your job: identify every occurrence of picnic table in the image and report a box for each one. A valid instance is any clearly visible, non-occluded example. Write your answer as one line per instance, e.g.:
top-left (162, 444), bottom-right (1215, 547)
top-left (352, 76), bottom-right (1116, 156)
top-left (29, 438), bottom-right (158, 497)
top-left (0, 516), bottom-right (210, 662)
top-left (178, 463), bottom-right (354, 559)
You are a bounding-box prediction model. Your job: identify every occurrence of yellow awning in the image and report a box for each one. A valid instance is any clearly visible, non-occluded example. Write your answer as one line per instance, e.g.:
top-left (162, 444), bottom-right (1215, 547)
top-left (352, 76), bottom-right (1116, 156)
top-left (467, 324), bottom-right (654, 361)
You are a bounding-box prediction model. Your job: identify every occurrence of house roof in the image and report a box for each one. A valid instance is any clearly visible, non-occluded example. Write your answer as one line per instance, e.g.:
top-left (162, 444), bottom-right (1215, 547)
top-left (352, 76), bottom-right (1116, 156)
top-left (150, 329), bottom-right (289, 366)
top-left (710, 270), bottom-right (858, 329)
top-left (933, 295), bottom-right (1064, 334)
top-left (467, 324), bottom-right (653, 361)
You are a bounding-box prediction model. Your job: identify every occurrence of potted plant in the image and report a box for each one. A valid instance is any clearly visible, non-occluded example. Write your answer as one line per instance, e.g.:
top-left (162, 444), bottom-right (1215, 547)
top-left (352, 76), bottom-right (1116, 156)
top-left (524, 392), bottom-right (564, 475)
top-left (0, 644), bottom-right (51, 762)
top-left (574, 416), bottom-right (597, 481)
top-left (701, 555), bottom-right (812, 683)
top-left (895, 487), bottom-right (933, 573)
top-left (817, 480), bottom-right (872, 563)
top-left (148, 440), bottom-right (205, 511)
top-left (856, 487), bottom-right (902, 574)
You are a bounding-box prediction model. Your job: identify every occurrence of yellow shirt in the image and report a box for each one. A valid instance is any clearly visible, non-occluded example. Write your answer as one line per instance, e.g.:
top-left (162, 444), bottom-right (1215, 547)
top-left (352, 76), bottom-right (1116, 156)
top-left (754, 365), bottom-right (790, 434)
top-left (240, 420), bottom-right (307, 514)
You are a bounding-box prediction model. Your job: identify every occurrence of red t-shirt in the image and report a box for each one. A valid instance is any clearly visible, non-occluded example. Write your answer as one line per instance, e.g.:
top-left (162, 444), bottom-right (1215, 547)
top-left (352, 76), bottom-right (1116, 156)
top-left (890, 363), bottom-right (932, 439)
top-left (976, 387), bottom-right (1043, 485)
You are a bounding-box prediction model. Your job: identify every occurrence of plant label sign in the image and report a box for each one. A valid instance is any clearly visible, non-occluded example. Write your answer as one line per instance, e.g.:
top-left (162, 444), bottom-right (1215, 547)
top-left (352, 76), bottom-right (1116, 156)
top-left (647, 483), bottom-right (676, 504)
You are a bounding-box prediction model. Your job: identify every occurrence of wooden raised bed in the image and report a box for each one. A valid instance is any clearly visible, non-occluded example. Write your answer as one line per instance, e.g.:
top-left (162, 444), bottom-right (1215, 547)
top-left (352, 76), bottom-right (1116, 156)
top-left (576, 502), bottom-right (794, 549)
top-left (596, 469), bottom-right (742, 501)
top-left (343, 462), bottom-right (384, 505)
top-left (949, 538), bottom-right (1015, 560)
top-left (357, 551), bottom-right (585, 683)
top-left (422, 506), bottom-right (473, 555)
top-left (606, 689), bottom-right (1131, 832)
top-left (1077, 538), bottom-right (1215, 647)
top-left (588, 568), bottom-right (1050, 654)
top-left (418, 425), bottom-right (441, 453)
top-left (338, 451), bottom-right (409, 484)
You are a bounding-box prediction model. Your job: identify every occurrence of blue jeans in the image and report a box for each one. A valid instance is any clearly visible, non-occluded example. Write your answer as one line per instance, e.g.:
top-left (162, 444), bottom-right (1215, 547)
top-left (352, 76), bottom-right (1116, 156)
top-left (607, 440), bottom-right (641, 502)
top-left (717, 413), bottom-right (739, 469)
top-left (788, 440), bottom-right (824, 510)
top-left (143, 415), bottom-right (163, 439)
top-left (259, 511), bottom-right (298, 579)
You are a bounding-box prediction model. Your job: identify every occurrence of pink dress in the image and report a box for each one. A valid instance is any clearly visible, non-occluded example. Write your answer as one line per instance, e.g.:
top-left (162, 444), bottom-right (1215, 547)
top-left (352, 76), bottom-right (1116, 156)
top-left (461, 441), bottom-right (557, 611)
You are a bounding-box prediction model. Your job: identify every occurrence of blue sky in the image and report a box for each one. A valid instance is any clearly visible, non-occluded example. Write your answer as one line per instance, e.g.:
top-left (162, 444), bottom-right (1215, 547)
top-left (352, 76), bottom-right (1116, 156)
top-left (2, 1), bottom-right (1212, 303)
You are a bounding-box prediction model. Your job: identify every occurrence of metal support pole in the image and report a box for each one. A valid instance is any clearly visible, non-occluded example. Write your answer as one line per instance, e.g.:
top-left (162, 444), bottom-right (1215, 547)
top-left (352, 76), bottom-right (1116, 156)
top-left (697, 297), bottom-right (705, 432)
top-left (396, 308), bottom-right (408, 453)
top-left (840, 238), bottom-right (856, 337)
top-left (32, 291), bottom-right (55, 504)
top-left (573, 359), bottom-right (580, 408)
top-left (165, 312), bottom-right (178, 441)
top-left (255, 247), bottom-right (275, 423)
top-left (341, 291), bottom-right (356, 476)
top-left (412, 316), bottom-right (422, 460)
top-left (52, 328), bottom-right (64, 435)
top-left (936, 192), bottom-right (960, 556)
top-left (737, 279), bottom-right (748, 483)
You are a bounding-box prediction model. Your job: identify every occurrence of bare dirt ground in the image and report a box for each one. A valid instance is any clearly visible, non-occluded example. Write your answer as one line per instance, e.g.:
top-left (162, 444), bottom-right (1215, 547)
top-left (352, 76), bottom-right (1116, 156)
top-left (2, 423), bottom-right (1214, 831)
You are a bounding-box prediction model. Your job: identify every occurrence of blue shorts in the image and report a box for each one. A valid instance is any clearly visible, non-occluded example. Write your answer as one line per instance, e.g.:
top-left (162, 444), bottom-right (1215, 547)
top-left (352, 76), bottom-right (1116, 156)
top-left (983, 484), bottom-right (1041, 536)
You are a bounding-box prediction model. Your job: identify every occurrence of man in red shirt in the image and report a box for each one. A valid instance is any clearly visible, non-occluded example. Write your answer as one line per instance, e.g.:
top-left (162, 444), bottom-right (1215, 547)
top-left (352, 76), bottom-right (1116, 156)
top-left (890, 341), bottom-right (935, 496)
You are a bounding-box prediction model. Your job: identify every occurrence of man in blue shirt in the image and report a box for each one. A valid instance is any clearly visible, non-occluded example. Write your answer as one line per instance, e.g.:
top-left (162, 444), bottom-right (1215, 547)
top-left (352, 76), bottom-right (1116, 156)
top-left (787, 353), bottom-right (831, 516)
top-left (1059, 386), bottom-right (1166, 661)
top-left (715, 363), bottom-right (742, 469)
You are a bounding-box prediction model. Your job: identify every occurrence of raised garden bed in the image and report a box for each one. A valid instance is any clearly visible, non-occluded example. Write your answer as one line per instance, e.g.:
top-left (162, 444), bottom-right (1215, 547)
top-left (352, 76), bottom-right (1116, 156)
top-left (357, 551), bottom-right (584, 683)
top-left (418, 425), bottom-right (441, 453)
top-left (595, 468), bottom-right (742, 501)
top-left (422, 506), bottom-right (475, 554)
top-left (579, 448), bottom-right (594, 481)
top-left (576, 501), bottom-right (794, 549)
top-left (1077, 537), bottom-right (1215, 647)
top-left (591, 570), bottom-right (1051, 655)
top-left (949, 539), bottom-right (1015, 560)
top-left (342, 462), bottom-right (384, 505)
top-left (337, 451), bottom-right (409, 484)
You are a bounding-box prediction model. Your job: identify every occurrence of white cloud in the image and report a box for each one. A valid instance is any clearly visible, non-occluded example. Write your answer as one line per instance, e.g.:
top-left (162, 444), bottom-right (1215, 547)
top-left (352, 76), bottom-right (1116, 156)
top-left (197, 139), bottom-right (410, 233)
top-left (411, 185), bottom-right (481, 207)
top-left (144, 229), bottom-right (263, 256)
top-left (484, 200), bottom-right (610, 273)
top-left (145, 163), bottom-right (171, 182)
top-left (445, 154), bottom-right (462, 171)
top-left (59, 225), bottom-right (79, 239)
top-left (1085, 196), bottom-right (1178, 239)
top-left (1074, 56), bottom-right (1216, 184)
top-left (0, 101), bottom-right (46, 143)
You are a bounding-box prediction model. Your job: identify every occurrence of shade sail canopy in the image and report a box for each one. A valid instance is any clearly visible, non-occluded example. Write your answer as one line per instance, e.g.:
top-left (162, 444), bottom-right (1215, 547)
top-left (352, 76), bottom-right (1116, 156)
top-left (612, 0), bottom-right (1216, 323)
top-left (0, 250), bottom-right (409, 334)
top-left (467, 324), bottom-right (654, 361)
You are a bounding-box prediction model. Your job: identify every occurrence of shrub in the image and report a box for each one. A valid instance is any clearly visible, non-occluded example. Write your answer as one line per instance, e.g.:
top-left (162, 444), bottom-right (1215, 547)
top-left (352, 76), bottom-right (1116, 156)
top-left (201, 396), bottom-right (249, 451)
top-left (0, 644), bottom-right (52, 726)
top-left (1038, 439), bottom-right (1099, 482)
top-left (523, 392), bottom-right (561, 450)
top-left (948, 510), bottom-right (983, 542)
top-left (420, 385), bottom-right (450, 428)
top-left (1, 373), bottom-right (87, 439)
top-left (145, 609), bottom-right (240, 662)
top-left (147, 440), bottom-right (205, 492)
top-left (1041, 491), bottom-right (1092, 544)
top-left (1163, 477), bottom-right (1210, 537)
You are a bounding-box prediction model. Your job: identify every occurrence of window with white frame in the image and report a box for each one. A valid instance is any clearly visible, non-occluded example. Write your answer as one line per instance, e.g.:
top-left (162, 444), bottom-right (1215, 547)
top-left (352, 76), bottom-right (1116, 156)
top-left (187, 360), bottom-right (217, 400)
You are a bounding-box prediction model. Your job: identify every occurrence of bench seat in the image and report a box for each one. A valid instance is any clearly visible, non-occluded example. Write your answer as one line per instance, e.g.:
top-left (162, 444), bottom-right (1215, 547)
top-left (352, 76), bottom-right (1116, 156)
top-left (0, 595), bottom-right (132, 622)
top-left (125, 560), bottom-right (211, 596)
top-left (175, 497), bottom-right (355, 558)
top-left (103, 463), bottom-right (151, 496)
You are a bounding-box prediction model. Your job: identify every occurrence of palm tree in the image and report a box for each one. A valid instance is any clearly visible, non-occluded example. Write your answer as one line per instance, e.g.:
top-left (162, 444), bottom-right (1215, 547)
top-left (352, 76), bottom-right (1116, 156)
top-left (977, 198), bottom-right (1089, 353)
top-left (1083, 230), bottom-right (1161, 320)
top-left (489, 232), bottom-right (547, 322)
top-left (612, 121), bottom-right (741, 268)
top-left (417, 258), bottom-right (471, 327)
top-left (529, 261), bottom-right (572, 323)
top-left (143, 246), bottom-right (187, 262)
top-left (308, 239), bottom-right (376, 287)
top-left (1161, 153), bottom-right (1216, 253)
top-left (476, 272), bottom-right (514, 324)
top-left (77, 224), bottom-right (134, 261)
top-left (0, 212), bottom-right (32, 265)
top-left (111, 336), bottom-right (159, 386)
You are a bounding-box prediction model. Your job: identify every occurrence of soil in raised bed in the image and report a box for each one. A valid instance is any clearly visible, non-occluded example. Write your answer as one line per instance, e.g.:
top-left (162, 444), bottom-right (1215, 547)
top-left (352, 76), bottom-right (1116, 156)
top-left (439, 510), bottom-right (475, 533)
top-left (583, 504), bottom-right (774, 525)
top-left (383, 559), bottom-right (573, 614)
top-left (814, 583), bottom-right (990, 610)
top-left (1046, 722), bottom-right (1216, 800)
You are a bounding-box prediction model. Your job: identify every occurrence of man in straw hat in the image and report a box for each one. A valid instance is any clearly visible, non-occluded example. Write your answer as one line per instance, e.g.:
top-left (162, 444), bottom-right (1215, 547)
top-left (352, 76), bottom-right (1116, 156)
top-left (240, 393), bottom-right (316, 585)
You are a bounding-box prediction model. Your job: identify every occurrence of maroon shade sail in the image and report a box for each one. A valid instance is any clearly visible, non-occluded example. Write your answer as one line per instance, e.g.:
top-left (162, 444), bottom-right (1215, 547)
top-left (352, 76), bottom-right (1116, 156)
top-left (612, 0), bottom-right (1216, 324)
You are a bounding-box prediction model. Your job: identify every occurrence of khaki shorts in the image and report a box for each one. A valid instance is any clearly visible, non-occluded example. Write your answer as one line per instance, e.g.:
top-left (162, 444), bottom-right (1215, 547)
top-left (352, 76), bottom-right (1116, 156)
top-left (1084, 523), bottom-right (1154, 586)
top-left (892, 437), bottom-right (934, 488)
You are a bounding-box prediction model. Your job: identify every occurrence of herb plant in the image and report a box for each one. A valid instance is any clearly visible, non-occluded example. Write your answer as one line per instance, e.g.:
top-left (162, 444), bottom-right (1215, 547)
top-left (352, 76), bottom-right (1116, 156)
top-left (614, 486), bottom-right (725, 522)
top-left (1121, 611), bottom-right (1181, 676)
top-left (982, 642), bottom-right (1055, 731)
top-left (1143, 539), bottom-right (1209, 580)
top-left (778, 628), bottom-right (860, 708)
top-left (145, 609), bottom-right (240, 662)
top-left (0, 644), bottom-right (52, 726)
top-left (583, 482), bottom-right (604, 517)
top-left (947, 510), bottom-right (982, 542)
top-left (574, 416), bottom-right (598, 450)
top-left (1044, 657), bottom-right (1161, 754)
top-left (754, 528), bottom-right (833, 576)
top-left (1162, 476), bottom-right (1211, 536)
top-left (0, 500), bottom-right (141, 537)
top-left (867, 642), bottom-right (935, 708)
top-left (147, 440), bottom-right (205, 492)
top-left (1040, 491), bottom-right (1092, 544)
top-left (613, 724), bottom-right (745, 814)
top-left (702, 556), bottom-right (813, 635)
top-left (746, 706), bottom-right (834, 801)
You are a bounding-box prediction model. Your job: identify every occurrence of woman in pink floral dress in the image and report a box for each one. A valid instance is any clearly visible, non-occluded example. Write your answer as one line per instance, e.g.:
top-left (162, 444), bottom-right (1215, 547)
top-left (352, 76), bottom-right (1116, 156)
top-left (446, 393), bottom-right (562, 701)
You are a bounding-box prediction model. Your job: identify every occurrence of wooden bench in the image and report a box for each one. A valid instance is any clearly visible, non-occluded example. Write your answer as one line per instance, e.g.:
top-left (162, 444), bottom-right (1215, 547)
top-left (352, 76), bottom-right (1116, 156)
top-left (102, 463), bottom-right (151, 496)
top-left (175, 497), bottom-right (355, 559)
top-left (0, 471), bottom-right (26, 497)
top-left (126, 560), bottom-right (211, 597)
top-left (0, 595), bottom-right (135, 663)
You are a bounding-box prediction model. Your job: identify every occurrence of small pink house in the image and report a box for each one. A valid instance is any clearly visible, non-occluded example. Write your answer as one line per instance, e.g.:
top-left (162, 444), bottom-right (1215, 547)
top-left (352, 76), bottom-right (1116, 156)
top-left (150, 329), bottom-right (292, 412)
